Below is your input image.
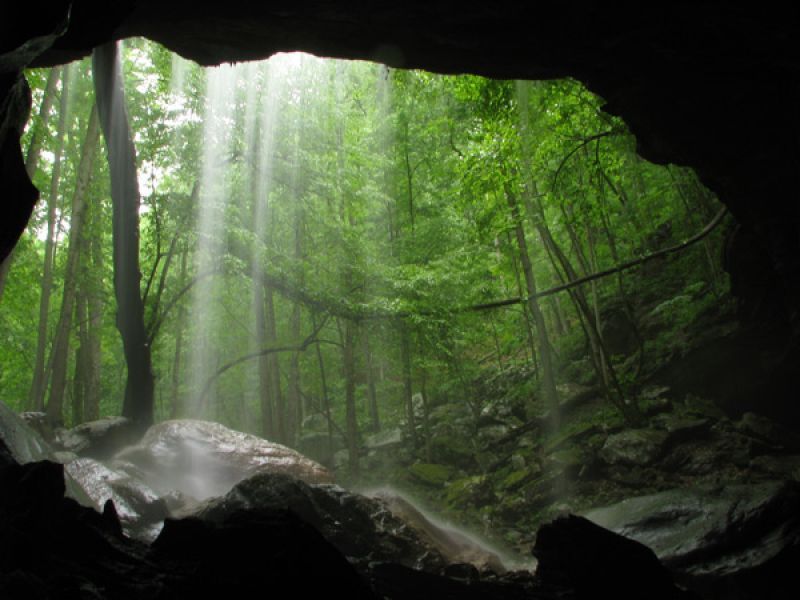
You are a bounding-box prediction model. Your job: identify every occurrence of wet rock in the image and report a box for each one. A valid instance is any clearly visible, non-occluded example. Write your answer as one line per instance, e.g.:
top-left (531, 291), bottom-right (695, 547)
top-left (18, 411), bottom-right (55, 443)
top-left (431, 434), bottom-right (476, 468)
top-left (196, 471), bottom-right (506, 574)
top-left (64, 457), bottom-right (168, 542)
top-left (55, 416), bottom-right (139, 460)
top-left (737, 412), bottom-right (800, 451)
top-left (600, 429), bottom-right (669, 466)
top-left (408, 462), bottom-right (456, 487)
top-left (656, 415), bottom-right (711, 445)
top-left (373, 489), bottom-right (507, 574)
top-left (0, 402), bottom-right (53, 464)
top-left (533, 514), bottom-right (696, 600)
top-left (556, 383), bottom-right (597, 413)
top-left (584, 481), bottom-right (800, 595)
top-left (749, 454), bottom-right (800, 480)
top-left (365, 427), bottom-right (403, 449)
top-left (115, 419), bottom-right (332, 500)
top-left (297, 431), bottom-right (342, 466)
top-left (152, 509), bottom-right (375, 599)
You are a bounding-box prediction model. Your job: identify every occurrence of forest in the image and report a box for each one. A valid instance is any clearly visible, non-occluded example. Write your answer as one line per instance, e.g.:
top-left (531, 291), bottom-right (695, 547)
top-left (4, 38), bottom-right (795, 599)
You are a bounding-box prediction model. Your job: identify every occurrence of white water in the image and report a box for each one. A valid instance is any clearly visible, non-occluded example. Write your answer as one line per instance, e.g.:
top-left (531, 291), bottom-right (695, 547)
top-left (363, 484), bottom-right (535, 572)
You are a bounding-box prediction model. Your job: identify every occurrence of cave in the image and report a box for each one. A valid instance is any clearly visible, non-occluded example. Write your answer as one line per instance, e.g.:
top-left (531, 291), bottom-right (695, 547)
top-left (2, 3), bottom-right (799, 598)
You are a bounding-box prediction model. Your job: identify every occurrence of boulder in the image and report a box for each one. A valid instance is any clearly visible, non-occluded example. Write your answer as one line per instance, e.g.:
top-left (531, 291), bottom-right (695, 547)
top-left (533, 514), bottom-right (696, 600)
top-left (0, 402), bottom-right (52, 465)
top-left (196, 471), bottom-right (507, 574)
top-left (297, 431), bottom-right (343, 466)
top-left (115, 419), bottom-right (332, 500)
top-left (600, 429), bottom-right (669, 466)
top-left (584, 481), bottom-right (800, 595)
top-left (736, 412), bottom-right (800, 451)
top-left (64, 457), bottom-right (168, 541)
top-left (54, 416), bottom-right (140, 460)
top-left (365, 427), bottom-right (403, 450)
top-left (371, 489), bottom-right (507, 574)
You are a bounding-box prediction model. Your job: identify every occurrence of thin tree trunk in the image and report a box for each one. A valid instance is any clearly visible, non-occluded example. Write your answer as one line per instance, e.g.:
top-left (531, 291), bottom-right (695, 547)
top-left (400, 323), bottom-right (417, 445)
top-left (286, 199), bottom-right (304, 445)
top-left (85, 228), bottom-right (103, 422)
top-left (343, 318), bottom-right (359, 476)
top-left (505, 184), bottom-right (559, 420)
top-left (254, 277), bottom-right (274, 438)
top-left (72, 290), bottom-right (88, 425)
top-left (364, 331), bottom-right (380, 433)
top-left (264, 284), bottom-right (285, 443)
top-left (170, 243), bottom-right (188, 418)
top-left (46, 105), bottom-right (100, 425)
top-left (29, 67), bottom-right (68, 410)
top-left (313, 312), bottom-right (333, 456)
top-left (93, 42), bottom-right (155, 430)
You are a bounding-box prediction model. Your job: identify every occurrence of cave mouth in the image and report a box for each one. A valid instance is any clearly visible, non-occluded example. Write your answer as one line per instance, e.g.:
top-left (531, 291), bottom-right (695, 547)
top-left (2, 6), bottom-right (800, 598)
top-left (4, 35), bottom-right (755, 552)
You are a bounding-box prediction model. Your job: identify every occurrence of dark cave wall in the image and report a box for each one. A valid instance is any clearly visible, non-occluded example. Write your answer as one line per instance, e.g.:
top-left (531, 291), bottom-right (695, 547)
top-left (3, 1), bottom-right (800, 324)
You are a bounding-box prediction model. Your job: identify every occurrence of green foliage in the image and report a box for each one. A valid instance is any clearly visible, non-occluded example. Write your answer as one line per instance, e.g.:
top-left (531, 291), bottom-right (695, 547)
top-left (1, 40), bottom-right (727, 470)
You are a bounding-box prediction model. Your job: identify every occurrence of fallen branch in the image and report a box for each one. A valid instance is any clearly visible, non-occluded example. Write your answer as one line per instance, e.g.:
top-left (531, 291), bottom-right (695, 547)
top-left (462, 206), bottom-right (729, 313)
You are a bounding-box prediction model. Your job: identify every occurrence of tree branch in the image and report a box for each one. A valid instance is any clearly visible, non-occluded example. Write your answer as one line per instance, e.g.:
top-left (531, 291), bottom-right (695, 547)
top-left (408, 205), bottom-right (730, 316)
top-left (146, 269), bottom-right (220, 345)
top-left (198, 315), bottom-right (329, 404)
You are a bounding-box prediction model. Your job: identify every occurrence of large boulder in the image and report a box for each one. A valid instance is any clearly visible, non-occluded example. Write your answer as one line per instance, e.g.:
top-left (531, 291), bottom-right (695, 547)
top-left (64, 457), bottom-right (168, 542)
top-left (195, 471), bottom-right (507, 574)
top-left (600, 429), bottom-right (669, 466)
top-left (115, 419), bottom-right (332, 500)
top-left (533, 514), bottom-right (696, 600)
top-left (0, 402), bottom-right (52, 465)
top-left (54, 416), bottom-right (140, 460)
top-left (585, 481), bottom-right (800, 596)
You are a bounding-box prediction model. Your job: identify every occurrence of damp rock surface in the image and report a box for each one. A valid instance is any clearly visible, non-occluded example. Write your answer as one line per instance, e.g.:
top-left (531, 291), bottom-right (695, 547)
top-left (584, 480), bottom-right (800, 594)
top-left (115, 419), bottom-right (333, 499)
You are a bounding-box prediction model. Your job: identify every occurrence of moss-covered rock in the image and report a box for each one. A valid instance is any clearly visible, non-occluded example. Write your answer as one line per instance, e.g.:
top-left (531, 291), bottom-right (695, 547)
top-left (408, 463), bottom-right (456, 487)
top-left (445, 475), bottom-right (492, 508)
top-left (430, 434), bottom-right (475, 469)
top-left (500, 469), bottom-right (530, 492)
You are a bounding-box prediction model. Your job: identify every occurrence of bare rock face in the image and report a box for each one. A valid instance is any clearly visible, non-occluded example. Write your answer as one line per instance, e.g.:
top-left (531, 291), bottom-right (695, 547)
top-left (584, 481), bottom-right (800, 598)
top-left (115, 419), bottom-right (332, 500)
top-left (194, 471), bottom-right (508, 575)
top-left (64, 457), bottom-right (168, 542)
top-left (370, 489), bottom-right (507, 574)
top-left (55, 416), bottom-right (140, 460)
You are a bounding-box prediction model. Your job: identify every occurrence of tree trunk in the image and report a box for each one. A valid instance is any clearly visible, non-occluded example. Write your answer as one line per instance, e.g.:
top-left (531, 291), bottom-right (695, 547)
top-left (313, 312), bottom-right (333, 456)
top-left (286, 199), bottom-right (304, 445)
top-left (254, 277), bottom-right (274, 438)
top-left (84, 228), bottom-right (103, 422)
top-left (504, 184), bottom-right (559, 420)
top-left (400, 323), bottom-right (417, 445)
top-left (343, 318), bottom-right (359, 476)
top-left (72, 290), bottom-right (88, 425)
top-left (170, 244), bottom-right (188, 418)
top-left (264, 284), bottom-right (285, 443)
top-left (364, 331), bottom-right (380, 432)
top-left (29, 67), bottom-right (68, 411)
top-left (46, 105), bottom-right (100, 425)
top-left (93, 42), bottom-right (155, 431)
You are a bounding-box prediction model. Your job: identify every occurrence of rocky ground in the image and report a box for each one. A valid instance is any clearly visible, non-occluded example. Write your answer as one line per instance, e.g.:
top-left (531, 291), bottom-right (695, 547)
top-left (0, 400), bottom-right (710, 599)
